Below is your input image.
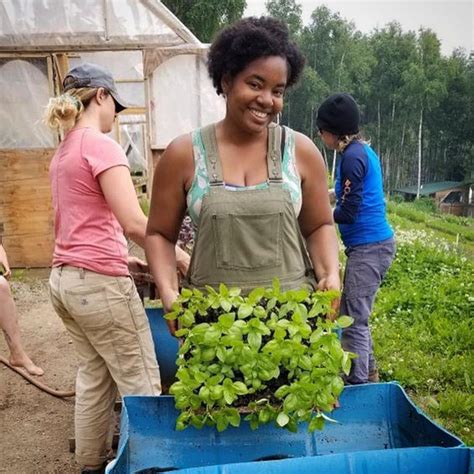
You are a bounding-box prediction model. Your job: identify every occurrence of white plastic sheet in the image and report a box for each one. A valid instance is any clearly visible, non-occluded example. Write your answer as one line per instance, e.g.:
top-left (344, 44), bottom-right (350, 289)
top-left (119, 114), bottom-right (148, 172)
top-left (150, 54), bottom-right (225, 148)
top-left (0, 58), bottom-right (55, 148)
top-left (70, 51), bottom-right (145, 107)
top-left (0, 0), bottom-right (187, 50)
top-left (69, 51), bottom-right (144, 80)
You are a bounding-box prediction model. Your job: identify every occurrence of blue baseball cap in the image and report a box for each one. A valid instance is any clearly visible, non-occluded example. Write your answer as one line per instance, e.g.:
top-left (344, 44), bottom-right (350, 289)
top-left (63, 62), bottom-right (129, 113)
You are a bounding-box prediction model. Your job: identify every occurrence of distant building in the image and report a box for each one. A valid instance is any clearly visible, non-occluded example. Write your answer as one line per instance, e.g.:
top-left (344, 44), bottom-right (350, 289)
top-left (393, 181), bottom-right (473, 217)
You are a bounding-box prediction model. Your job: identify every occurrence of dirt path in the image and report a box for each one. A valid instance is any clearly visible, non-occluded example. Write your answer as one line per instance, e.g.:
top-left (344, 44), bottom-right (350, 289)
top-left (0, 270), bottom-right (78, 473)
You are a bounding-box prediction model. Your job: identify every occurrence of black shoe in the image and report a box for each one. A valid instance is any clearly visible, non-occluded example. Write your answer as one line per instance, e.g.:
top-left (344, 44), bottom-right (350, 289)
top-left (81, 463), bottom-right (106, 474)
top-left (368, 368), bottom-right (380, 383)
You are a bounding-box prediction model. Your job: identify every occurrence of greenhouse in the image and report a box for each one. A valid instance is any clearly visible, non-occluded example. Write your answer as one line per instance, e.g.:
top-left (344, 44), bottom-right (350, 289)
top-left (0, 0), bottom-right (225, 266)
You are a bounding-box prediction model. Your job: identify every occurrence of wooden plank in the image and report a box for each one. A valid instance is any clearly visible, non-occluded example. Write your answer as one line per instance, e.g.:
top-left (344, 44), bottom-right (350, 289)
top-left (0, 216), bottom-right (53, 238)
top-left (2, 233), bottom-right (54, 267)
top-left (0, 149), bottom-right (55, 267)
top-left (0, 183), bottom-right (52, 207)
top-left (0, 149), bottom-right (54, 182)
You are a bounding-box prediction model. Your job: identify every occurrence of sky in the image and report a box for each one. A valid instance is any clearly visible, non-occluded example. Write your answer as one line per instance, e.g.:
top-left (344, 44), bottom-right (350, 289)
top-left (245, 1), bottom-right (473, 56)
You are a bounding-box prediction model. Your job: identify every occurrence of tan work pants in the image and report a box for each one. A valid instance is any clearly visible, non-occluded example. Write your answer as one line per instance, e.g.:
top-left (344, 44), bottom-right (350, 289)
top-left (49, 266), bottom-right (161, 468)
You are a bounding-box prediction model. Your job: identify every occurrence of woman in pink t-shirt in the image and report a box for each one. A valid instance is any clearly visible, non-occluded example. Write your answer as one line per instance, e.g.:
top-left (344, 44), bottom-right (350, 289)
top-left (44, 63), bottom-right (189, 474)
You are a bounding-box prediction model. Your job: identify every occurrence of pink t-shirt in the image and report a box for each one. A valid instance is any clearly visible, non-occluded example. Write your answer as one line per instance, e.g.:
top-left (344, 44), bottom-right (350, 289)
top-left (49, 127), bottom-right (130, 276)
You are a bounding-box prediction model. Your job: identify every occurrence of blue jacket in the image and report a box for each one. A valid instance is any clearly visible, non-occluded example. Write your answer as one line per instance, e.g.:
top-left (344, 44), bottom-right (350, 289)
top-left (334, 141), bottom-right (393, 247)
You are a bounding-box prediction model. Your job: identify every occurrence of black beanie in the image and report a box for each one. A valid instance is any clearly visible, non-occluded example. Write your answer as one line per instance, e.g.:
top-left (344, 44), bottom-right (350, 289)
top-left (316, 93), bottom-right (360, 136)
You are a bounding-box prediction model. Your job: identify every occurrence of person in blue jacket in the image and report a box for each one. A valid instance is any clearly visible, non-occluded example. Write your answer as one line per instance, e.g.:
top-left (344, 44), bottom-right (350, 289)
top-left (316, 93), bottom-right (395, 384)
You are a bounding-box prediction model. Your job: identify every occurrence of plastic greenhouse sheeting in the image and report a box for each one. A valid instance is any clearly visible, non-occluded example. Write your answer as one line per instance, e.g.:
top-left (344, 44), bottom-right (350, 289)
top-left (0, 0), bottom-right (196, 51)
top-left (0, 58), bottom-right (56, 148)
top-left (149, 53), bottom-right (225, 148)
top-left (105, 382), bottom-right (464, 473)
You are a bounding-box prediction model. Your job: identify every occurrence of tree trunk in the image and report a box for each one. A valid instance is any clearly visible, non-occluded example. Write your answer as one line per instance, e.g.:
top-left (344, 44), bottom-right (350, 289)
top-left (387, 100), bottom-right (396, 170)
top-left (396, 156), bottom-right (401, 189)
top-left (416, 107), bottom-right (423, 199)
top-left (321, 147), bottom-right (328, 170)
top-left (377, 100), bottom-right (381, 156)
top-left (400, 122), bottom-right (406, 150)
top-left (397, 121), bottom-right (406, 188)
top-left (337, 52), bottom-right (346, 88)
top-left (321, 148), bottom-right (329, 174)
top-left (287, 98), bottom-right (291, 127)
top-left (385, 151), bottom-right (390, 191)
top-left (331, 149), bottom-right (337, 183)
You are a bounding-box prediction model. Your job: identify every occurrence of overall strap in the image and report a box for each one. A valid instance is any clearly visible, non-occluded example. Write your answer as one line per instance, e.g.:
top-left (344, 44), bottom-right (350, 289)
top-left (201, 123), bottom-right (285, 186)
top-left (267, 124), bottom-right (283, 183)
top-left (201, 124), bottom-right (224, 186)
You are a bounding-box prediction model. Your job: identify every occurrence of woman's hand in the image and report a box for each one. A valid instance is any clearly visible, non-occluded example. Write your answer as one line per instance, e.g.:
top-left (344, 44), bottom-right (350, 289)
top-left (127, 256), bottom-right (148, 273)
top-left (317, 272), bottom-right (340, 292)
top-left (0, 244), bottom-right (11, 279)
top-left (317, 273), bottom-right (341, 321)
top-left (2, 266), bottom-right (11, 279)
top-left (127, 256), bottom-right (149, 284)
top-left (175, 246), bottom-right (191, 278)
top-left (166, 320), bottom-right (178, 336)
top-left (160, 287), bottom-right (180, 336)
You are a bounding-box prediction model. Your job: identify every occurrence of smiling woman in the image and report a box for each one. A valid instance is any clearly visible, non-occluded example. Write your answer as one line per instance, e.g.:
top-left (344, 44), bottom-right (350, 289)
top-left (145, 17), bottom-right (341, 334)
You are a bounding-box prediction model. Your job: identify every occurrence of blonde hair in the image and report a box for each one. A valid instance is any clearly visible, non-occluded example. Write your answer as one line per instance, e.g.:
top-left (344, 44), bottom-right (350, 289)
top-left (44, 87), bottom-right (99, 132)
top-left (336, 133), bottom-right (368, 152)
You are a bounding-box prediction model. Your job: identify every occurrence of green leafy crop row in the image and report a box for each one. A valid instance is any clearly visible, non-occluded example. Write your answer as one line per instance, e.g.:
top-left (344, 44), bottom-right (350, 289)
top-left (387, 201), bottom-right (474, 242)
top-left (166, 280), bottom-right (354, 433)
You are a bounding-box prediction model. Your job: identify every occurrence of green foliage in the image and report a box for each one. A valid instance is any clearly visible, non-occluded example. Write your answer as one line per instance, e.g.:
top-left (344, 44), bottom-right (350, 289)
top-left (427, 220), bottom-right (474, 242)
top-left (162, 0), bottom-right (246, 42)
top-left (168, 280), bottom-right (353, 432)
top-left (168, 1), bottom-right (474, 186)
top-left (372, 221), bottom-right (474, 445)
top-left (265, 0), bottom-right (303, 38)
top-left (260, 3), bottom-right (473, 187)
top-left (138, 198), bottom-right (150, 216)
top-left (284, 66), bottom-right (328, 138)
top-left (409, 197), bottom-right (437, 213)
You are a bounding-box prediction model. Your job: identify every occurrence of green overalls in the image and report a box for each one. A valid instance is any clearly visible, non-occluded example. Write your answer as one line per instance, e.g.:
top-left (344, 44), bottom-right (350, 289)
top-left (184, 123), bottom-right (316, 293)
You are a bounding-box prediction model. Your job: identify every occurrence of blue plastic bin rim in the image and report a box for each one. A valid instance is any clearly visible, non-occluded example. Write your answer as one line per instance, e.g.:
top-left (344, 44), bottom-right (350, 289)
top-left (106, 382), bottom-right (466, 474)
top-left (120, 381), bottom-right (464, 448)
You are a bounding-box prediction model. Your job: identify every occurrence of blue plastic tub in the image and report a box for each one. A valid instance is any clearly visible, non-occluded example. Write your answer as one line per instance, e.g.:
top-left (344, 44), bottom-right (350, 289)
top-left (106, 383), bottom-right (464, 473)
top-left (146, 307), bottom-right (179, 389)
top-left (172, 447), bottom-right (474, 474)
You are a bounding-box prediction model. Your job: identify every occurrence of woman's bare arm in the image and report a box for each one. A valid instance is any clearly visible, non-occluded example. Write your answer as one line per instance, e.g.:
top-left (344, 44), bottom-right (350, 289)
top-left (145, 134), bottom-right (194, 321)
top-left (295, 132), bottom-right (341, 293)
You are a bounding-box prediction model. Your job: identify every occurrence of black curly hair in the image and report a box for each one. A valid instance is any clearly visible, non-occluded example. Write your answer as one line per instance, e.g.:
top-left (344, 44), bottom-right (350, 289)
top-left (208, 16), bottom-right (305, 95)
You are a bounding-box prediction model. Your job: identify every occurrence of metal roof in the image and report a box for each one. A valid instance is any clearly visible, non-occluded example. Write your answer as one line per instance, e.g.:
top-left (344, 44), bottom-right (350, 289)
top-left (393, 181), bottom-right (465, 195)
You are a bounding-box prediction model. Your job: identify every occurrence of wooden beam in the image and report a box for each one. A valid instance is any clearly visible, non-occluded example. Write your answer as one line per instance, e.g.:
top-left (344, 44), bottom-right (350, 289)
top-left (53, 54), bottom-right (70, 90)
top-left (0, 36), bottom-right (184, 53)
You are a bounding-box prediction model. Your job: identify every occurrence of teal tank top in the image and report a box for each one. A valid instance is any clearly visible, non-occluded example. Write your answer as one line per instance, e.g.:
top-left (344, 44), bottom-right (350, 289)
top-left (186, 126), bottom-right (302, 225)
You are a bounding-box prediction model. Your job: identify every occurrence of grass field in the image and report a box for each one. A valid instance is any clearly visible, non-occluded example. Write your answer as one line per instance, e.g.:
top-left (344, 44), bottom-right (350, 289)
top-left (372, 200), bottom-right (473, 445)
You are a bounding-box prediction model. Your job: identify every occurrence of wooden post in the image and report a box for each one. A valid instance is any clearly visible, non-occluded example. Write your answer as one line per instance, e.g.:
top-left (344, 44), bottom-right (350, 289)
top-left (53, 54), bottom-right (70, 92)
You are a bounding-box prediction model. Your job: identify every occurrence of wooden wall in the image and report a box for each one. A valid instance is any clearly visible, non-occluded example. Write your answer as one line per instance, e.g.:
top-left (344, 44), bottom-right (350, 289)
top-left (0, 149), bottom-right (55, 267)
